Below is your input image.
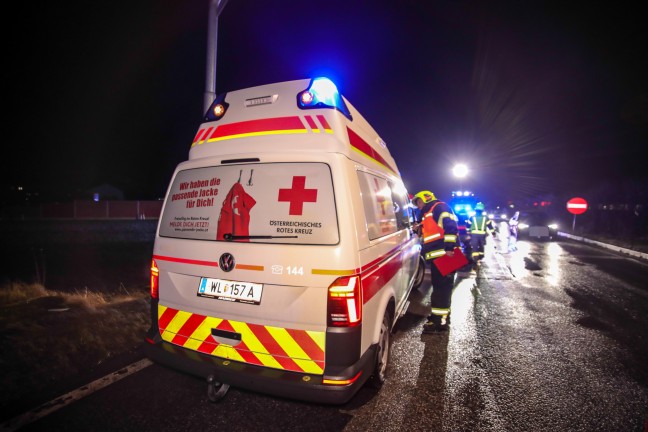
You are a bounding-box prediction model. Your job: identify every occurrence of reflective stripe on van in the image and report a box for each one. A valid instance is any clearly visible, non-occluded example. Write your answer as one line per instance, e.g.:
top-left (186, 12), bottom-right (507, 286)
top-left (158, 305), bottom-right (325, 374)
top-left (347, 127), bottom-right (398, 175)
top-left (191, 115), bottom-right (334, 147)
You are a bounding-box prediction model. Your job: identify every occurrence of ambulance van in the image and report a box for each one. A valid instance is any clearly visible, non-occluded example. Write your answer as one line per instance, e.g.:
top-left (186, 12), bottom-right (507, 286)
top-left (145, 78), bottom-right (421, 404)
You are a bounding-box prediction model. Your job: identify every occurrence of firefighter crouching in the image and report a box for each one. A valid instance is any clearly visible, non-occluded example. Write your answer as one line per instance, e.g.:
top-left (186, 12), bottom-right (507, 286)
top-left (468, 202), bottom-right (495, 263)
top-left (413, 191), bottom-right (459, 334)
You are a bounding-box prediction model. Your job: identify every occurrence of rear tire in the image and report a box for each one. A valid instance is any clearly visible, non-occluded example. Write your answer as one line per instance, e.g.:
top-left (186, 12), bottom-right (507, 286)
top-left (370, 312), bottom-right (391, 389)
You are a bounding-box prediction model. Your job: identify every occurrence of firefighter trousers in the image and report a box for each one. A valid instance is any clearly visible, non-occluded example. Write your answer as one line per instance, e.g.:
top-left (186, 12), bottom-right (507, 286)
top-left (428, 258), bottom-right (455, 319)
top-left (470, 233), bottom-right (487, 260)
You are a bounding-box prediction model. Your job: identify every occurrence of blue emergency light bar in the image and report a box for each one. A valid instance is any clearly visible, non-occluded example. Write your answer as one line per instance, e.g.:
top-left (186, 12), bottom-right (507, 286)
top-left (297, 78), bottom-right (352, 120)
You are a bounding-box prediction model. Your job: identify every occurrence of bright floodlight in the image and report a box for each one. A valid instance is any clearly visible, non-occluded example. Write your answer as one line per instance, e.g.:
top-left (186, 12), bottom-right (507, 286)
top-left (452, 163), bottom-right (468, 178)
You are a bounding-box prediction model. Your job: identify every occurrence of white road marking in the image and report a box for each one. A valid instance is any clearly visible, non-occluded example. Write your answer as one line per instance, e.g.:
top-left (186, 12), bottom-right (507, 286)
top-left (0, 358), bottom-right (153, 432)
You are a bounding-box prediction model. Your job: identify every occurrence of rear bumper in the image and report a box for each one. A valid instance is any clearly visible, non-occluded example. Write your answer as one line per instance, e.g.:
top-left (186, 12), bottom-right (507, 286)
top-left (144, 330), bottom-right (376, 404)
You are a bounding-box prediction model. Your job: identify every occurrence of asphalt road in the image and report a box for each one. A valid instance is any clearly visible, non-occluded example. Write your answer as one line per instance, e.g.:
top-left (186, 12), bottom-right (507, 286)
top-left (15, 237), bottom-right (648, 432)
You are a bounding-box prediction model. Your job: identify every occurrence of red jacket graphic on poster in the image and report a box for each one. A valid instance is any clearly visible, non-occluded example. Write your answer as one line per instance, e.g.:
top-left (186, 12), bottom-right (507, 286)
top-left (217, 182), bottom-right (256, 241)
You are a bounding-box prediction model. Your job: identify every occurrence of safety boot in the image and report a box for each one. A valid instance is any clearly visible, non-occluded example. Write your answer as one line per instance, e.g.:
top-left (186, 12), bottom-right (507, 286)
top-left (422, 315), bottom-right (448, 334)
top-left (442, 314), bottom-right (451, 326)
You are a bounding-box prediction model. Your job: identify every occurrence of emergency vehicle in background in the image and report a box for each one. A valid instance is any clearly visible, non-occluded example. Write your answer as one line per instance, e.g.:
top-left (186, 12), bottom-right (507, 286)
top-left (449, 190), bottom-right (477, 261)
top-left (145, 78), bottom-right (422, 404)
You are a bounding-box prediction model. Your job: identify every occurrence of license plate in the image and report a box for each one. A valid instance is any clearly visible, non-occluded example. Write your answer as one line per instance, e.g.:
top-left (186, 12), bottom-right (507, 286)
top-left (197, 278), bottom-right (263, 305)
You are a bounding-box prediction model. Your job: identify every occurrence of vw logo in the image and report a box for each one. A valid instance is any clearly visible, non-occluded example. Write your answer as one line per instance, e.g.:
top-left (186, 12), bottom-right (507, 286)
top-left (219, 253), bottom-right (235, 272)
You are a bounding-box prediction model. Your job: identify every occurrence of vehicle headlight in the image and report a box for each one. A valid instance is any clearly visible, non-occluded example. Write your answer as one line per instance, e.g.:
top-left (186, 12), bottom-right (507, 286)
top-left (548, 223), bottom-right (558, 230)
top-left (519, 223), bottom-right (529, 229)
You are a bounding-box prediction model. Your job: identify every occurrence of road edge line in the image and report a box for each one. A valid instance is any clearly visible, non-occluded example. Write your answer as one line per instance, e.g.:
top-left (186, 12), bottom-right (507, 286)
top-left (0, 358), bottom-right (153, 432)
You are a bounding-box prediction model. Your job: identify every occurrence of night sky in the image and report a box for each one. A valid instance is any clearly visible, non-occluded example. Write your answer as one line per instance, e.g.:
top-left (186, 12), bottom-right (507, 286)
top-left (4, 1), bottom-right (646, 205)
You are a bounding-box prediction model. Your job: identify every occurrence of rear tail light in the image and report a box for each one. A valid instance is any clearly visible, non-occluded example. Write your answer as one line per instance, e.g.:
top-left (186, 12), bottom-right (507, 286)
top-left (327, 275), bottom-right (362, 327)
top-left (150, 259), bottom-right (159, 299)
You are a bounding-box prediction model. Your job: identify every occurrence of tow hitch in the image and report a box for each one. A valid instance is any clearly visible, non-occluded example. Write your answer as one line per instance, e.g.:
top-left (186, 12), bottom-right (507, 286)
top-left (207, 374), bottom-right (230, 402)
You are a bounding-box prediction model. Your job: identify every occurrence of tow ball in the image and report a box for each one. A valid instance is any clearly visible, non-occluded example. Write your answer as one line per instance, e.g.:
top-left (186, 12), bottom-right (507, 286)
top-left (207, 374), bottom-right (230, 402)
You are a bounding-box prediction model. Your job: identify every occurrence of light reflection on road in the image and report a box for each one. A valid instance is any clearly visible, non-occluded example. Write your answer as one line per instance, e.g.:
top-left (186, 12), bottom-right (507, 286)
top-left (545, 242), bottom-right (563, 286)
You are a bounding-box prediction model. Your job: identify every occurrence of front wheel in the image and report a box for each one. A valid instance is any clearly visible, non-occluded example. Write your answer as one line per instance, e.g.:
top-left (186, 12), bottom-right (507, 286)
top-left (412, 255), bottom-right (426, 290)
top-left (370, 312), bottom-right (391, 389)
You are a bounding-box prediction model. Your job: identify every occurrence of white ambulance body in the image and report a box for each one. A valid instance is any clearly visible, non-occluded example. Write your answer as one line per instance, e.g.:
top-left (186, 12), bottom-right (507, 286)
top-left (146, 78), bottom-right (421, 404)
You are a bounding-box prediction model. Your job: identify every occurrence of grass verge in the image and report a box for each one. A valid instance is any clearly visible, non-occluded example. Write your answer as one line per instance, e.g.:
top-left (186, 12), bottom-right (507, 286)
top-left (0, 281), bottom-right (150, 420)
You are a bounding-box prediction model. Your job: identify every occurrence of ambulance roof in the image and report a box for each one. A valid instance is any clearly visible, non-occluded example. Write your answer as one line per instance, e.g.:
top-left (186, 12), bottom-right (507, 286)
top-left (188, 79), bottom-right (401, 177)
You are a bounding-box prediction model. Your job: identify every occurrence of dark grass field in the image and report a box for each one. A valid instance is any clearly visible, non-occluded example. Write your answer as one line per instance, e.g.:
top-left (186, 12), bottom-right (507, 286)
top-left (0, 220), bottom-right (156, 421)
top-left (0, 219), bottom-right (156, 292)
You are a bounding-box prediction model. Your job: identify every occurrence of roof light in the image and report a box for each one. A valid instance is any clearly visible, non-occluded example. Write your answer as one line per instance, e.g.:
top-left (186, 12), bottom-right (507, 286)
top-left (297, 77), bottom-right (352, 119)
top-left (204, 93), bottom-right (230, 122)
top-left (456, 191), bottom-right (464, 197)
top-left (213, 104), bottom-right (226, 117)
top-left (300, 91), bottom-right (314, 105)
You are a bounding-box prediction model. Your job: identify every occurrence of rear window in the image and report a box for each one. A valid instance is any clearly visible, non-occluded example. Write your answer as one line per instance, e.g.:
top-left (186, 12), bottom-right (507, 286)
top-left (159, 162), bottom-right (339, 245)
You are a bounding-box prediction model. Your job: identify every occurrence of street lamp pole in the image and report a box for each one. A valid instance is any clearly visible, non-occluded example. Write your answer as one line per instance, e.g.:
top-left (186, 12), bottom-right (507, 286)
top-left (204, 0), bottom-right (230, 113)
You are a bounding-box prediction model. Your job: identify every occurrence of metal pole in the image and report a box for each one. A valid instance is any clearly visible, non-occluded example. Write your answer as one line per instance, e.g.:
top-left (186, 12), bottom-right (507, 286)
top-left (204, 0), bottom-right (230, 113)
top-left (572, 214), bottom-right (576, 232)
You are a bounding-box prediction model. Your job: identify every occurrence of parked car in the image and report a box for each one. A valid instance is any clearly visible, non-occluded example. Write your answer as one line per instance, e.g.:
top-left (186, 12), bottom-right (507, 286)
top-left (517, 211), bottom-right (559, 241)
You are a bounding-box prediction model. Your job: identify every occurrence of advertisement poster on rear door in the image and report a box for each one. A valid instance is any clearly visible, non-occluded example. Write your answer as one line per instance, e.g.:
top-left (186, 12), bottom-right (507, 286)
top-left (159, 162), bottom-right (339, 245)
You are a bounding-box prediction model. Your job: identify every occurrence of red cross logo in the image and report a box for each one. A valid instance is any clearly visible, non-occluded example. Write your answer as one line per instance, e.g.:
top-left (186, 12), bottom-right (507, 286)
top-left (278, 176), bottom-right (318, 215)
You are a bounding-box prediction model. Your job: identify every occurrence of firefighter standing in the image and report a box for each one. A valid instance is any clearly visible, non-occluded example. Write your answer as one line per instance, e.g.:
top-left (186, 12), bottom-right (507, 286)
top-left (413, 191), bottom-right (459, 334)
top-left (468, 202), bottom-right (495, 262)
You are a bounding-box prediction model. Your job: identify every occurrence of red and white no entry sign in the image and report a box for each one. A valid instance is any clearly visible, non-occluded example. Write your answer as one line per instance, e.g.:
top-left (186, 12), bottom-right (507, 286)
top-left (566, 197), bottom-right (588, 215)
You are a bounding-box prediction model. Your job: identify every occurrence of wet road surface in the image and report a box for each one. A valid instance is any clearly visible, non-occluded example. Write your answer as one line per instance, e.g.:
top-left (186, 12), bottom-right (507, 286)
top-left (16, 238), bottom-right (648, 432)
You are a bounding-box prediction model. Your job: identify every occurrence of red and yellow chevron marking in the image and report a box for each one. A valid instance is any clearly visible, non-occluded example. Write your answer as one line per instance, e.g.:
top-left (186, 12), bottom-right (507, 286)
top-left (304, 115), bottom-right (333, 134)
top-left (158, 305), bottom-right (325, 375)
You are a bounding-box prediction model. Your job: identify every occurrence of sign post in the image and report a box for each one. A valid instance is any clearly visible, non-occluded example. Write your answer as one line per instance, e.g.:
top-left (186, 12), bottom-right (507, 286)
top-left (566, 197), bottom-right (588, 232)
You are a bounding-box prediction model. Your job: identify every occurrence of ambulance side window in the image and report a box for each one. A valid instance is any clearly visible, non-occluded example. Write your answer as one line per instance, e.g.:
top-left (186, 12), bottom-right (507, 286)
top-left (389, 182), bottom-right (411, 230)
top-left (357, 171), bottom-right (398, 240)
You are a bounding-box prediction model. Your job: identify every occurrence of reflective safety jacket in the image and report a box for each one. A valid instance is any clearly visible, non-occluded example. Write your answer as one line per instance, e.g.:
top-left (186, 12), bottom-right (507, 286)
top-left (468, 214), bottom-right (494, 236)
top-left (418, 200), bottom-right (459, 261)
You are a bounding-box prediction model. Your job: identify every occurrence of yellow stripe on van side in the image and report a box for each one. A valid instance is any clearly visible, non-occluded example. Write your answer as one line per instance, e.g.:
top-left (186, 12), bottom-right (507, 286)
top-left (207, 129), bottom-right (308, 142)
top-left (311, 269), bottom-right (355, 275)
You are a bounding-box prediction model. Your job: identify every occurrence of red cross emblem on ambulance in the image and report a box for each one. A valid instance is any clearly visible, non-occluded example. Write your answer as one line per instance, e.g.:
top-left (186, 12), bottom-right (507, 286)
top-left (278, 176), bottom-right (318, 215)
